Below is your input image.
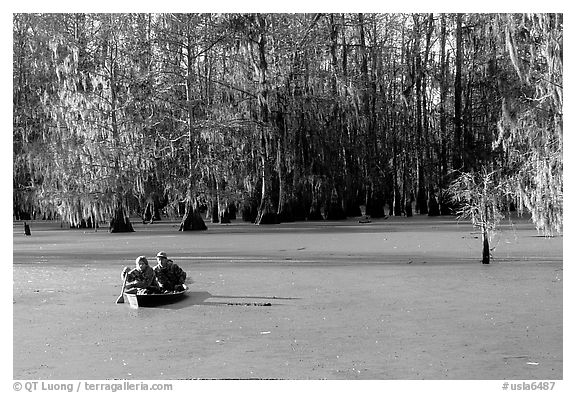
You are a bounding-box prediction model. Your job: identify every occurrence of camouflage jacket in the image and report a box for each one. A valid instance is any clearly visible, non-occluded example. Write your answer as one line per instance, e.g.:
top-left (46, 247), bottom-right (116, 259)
top-left (153, 260), bottom-right (186, 290)
top-left (125, 265), bottom-right (157, 289)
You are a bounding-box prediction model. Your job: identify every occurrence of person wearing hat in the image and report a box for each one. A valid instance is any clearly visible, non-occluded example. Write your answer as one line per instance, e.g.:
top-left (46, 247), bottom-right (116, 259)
top-left (121, 256), bottom-right (159, 294)
top-left (153, 251), bottom-right (187, 292)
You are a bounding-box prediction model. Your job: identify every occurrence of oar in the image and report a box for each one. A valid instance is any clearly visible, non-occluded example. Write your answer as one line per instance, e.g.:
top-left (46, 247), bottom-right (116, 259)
top-left (116, 272), bottom-right (128, 304)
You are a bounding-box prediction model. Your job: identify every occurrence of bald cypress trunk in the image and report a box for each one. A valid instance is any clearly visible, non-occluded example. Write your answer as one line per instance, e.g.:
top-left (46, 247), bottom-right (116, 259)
top-left (179, 18), bottom-right (207, 232)
top-left (482, 206), bottom-right (490, 264)
top-left (250, 14), bottom-right (278, 225)
top-left (482, 230), bottom-right (490, 264)
top-left (107, 21), bottom-right (133, 234)
top-left (110, 204), bottom-right (134, 233)
top-left (179, 195), bottom-right (206, 231)
top-left (453, 14), bottom-right (464, 171)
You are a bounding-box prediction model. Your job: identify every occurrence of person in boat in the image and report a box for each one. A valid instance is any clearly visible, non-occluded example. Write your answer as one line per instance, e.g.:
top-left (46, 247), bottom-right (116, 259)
top-left (153, 251), bottom-right (187, 292)
top-left (121, 256), bottom-right (159, 294)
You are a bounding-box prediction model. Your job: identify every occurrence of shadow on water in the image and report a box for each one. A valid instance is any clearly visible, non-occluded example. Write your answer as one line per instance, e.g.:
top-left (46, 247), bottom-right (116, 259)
top-left (133, 291), bottom-right (300, 311)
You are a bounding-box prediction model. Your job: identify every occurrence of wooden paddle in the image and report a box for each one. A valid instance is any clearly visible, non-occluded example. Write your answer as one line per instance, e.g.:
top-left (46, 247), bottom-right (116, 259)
top-left (116, 272), bottom-right (128, 304)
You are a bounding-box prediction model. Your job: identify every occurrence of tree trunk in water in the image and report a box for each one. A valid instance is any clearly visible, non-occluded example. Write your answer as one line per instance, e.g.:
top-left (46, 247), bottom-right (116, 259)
top-left (241, 191), bottom-right (259, 223)
top-left (276, 123), bottom-right (294, 223)
top-left (180, 17), bottom-right (207, 233)
top-left (439, 14), bottom-right (450, 208)
top-left (482, 226), bottom-right (490, 264)
top-left (392, 137), bottom-right (403, 216)
top-left (358, 13), bottom-right (376, 202)
top-left (106, 25), bottom-right (131, 235)
top-left (326, 186), bottom-right (346, 220)
top-left (219, 207), bottom-right (231, 224)
top-left (109, 205), bottom-right (134, 233)
top-left (255, 134), bottom-right (278, 225)
top-left (308, 180), bottom-right (324, 221)
top-left (142, 199), bottom-right (161, 223)
top-left (428, 193), bottom-right (440, 216)
top-left (251, 14), bottom-right (278, 226)
top-left (414, 16), bottom-right (427, 215)
top-left (211, 204), bottom-right (219, 223)
top-left (417, 186), bottom-right (427, 215)
top-left (227, 202), bottom-right (237, 220)
top-left (217, 179), bottom-right (231, 224)
top-left (276, 180), bottom-right (294, 223)
top-left (405, 195), bottom-right (413, 217)
top-left (179, 196), bottom-right (207, 231)
top-left (256, 195), bottom-right (278, 224)
top-left (453, 14), bottom-right (464, 170)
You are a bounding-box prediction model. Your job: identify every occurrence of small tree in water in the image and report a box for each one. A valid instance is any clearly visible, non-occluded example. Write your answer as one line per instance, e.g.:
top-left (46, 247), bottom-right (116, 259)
top-left (449, 169), bottom-right (509, 264)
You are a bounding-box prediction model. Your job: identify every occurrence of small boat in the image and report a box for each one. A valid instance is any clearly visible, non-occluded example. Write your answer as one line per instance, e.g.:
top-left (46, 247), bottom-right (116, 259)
top-left (358, 215), bottom-right (372, 224)
top-left (123, 284), bottom-right (189, 309)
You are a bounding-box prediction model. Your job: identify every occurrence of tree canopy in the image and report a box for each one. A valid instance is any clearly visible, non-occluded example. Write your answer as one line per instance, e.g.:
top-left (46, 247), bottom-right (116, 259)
top-left (13, 13), bottom-right (562, 235)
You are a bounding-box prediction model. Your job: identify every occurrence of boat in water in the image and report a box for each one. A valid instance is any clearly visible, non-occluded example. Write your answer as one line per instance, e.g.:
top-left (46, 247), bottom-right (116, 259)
top-left (123, 284), bottom-right (188, 309)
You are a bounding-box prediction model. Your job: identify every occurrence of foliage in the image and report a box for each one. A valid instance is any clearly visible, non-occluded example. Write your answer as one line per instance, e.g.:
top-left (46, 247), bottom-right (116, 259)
top-left (448, 169), bottom-right (509, 239)
top-left (13, 13), bottom-right (562, 234)
top-left (449, 168), bottom-right (513, 263)
top-left (494, 14), bottom-right (563, 236)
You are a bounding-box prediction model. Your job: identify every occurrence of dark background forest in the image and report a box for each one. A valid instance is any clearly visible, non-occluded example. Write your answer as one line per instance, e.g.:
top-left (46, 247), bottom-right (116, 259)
top-left (12, 13), bottom-right (562, 235)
